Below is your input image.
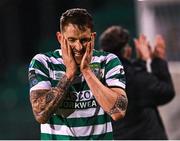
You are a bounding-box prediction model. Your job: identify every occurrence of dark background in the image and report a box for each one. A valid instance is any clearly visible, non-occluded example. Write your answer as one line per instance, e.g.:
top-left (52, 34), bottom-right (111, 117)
top-left (0, 0), bottom-right (136, 139)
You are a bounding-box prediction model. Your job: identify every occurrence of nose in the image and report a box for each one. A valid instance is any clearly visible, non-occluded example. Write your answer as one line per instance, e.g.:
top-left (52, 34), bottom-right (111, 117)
top-left (75, 40), bottom-right (83, 51)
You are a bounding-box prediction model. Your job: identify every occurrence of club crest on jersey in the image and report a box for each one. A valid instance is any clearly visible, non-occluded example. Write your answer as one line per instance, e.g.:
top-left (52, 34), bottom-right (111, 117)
top-left (90, 64), bottom-right (104, 79)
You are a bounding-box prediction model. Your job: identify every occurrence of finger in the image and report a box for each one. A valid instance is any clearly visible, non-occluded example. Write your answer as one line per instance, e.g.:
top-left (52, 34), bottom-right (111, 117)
top-left (61, 36), bottom-right (67, 55)
top-left (156, 35), bottom-right (163, 43)
top-left (83, 42), bottom-right (90, 58)
top-left (66, 40), bottom-right (74, 58)
top-left (158, 36), bottom-right (166, 48)
top-left (140, 34), bottom-right (148, 46)
top-left (140, 34), bottom-right (146, 42)
top-left (91, 35), bottom-right (95, 51)
top-left (148, 43), bottom-right (153, 54)
top-left (90, 35), bottom-right (94, 54)
top-left (60, 35), bottom-right (65, 53)
top-left (134, 38), bottom-right (140, 50)
top-left (155, 35), bottom-right (166, 49)
top-left (134, 38), bottom-right (140, 53)
top-left (88, 42), bottom-right (93, 56)
top-left (64, 37), bottom-right (70, 55)
top-left (63, 36), bottom-right (73, 57)
top-left (83, 41), bottom-right (92, 63)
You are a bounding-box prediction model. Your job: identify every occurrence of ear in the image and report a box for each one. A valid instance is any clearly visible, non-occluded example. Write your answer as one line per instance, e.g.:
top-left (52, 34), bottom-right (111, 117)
top-left (56, 31), bottom-right (62, 44)
top-left (91, 32), bottom-right (96, 43)
top-left (92, 32), bottom-right (96, 38)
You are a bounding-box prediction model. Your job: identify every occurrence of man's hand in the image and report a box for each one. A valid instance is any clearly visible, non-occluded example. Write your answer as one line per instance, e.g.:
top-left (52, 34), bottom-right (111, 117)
top-left (134, 34), bottom-right (152, 61)
top-left (60, 35), bottom-right (78, 80)
top-left (153, 35), bottom-right (166, 60)
top-left (80, 34), bottom-right (94, 72)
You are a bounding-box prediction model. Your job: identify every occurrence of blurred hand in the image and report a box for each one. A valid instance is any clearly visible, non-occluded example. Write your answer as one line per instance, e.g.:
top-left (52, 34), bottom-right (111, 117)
top-left (153, 35), bottom-right (166, 60)
top-left (134, 34), bottom-right (152, 61)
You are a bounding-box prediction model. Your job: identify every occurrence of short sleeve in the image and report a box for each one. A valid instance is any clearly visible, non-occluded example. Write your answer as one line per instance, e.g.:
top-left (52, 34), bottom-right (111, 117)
top-left (28, 54), bottom-right (51, 92)
top-left (104, 53), bottom-right (126, 90)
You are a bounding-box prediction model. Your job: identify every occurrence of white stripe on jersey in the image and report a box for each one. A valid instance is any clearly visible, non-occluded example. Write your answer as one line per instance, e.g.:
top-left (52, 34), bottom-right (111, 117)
top-left (49, 56), bottom-right (64, 64)
top-left (34, 53), bottom-right (63, 67)
top-left (41, 121), bottom-right (112, 137)
top-left (91, 55), bottom-right (106, 63)
top-left (105, 53), bottom-right (117, 64)
top-left (30, 81), bottom-right (51, 92)
top-left (106, 65), bottom-right (123, 79)
top-left (106, 79), bottom-right (125, 89)
top-left (90, 53), bottom-right (117, 64)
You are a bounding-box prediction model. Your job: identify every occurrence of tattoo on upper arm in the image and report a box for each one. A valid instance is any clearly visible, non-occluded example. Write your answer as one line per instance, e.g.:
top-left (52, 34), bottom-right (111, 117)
top-left (108, 95), bottom-right (128, 115)
top-left (115, 95), bottom-right (128, 111)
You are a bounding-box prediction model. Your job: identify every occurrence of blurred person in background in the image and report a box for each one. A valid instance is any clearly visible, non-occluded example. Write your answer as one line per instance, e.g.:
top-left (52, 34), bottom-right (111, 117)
top-left (28, 9), bottom-right (128, 140)
top-left (99, 25), bottom-right (175, 140)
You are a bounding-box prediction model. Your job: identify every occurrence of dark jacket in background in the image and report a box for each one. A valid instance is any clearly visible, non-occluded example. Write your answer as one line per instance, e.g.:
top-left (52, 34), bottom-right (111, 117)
top-left (112, 56), bottom-right (175, 140)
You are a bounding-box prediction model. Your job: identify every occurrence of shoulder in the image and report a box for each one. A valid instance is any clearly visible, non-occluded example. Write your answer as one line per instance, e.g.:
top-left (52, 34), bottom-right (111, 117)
top-left (93, 49), bottom-right (116, 57)
top-left (30, 49), bottom-right (61, 63)
top-left (92, 50), bottom-right (121, 64)
top-left (29, 49), bottom-right (63, 70)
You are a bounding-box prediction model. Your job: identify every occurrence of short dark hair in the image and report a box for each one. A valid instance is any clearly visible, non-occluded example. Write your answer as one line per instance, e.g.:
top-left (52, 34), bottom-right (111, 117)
top-left (60, 8), bottom-right (94, 32)
top-left (99, 25), bottom-right (130, 53)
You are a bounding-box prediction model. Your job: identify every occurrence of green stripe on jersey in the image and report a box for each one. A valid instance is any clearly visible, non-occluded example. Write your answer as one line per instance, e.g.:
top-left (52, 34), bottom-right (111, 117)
top-left (30, 59), bottom-right (49, 76)
top-left (36, 73), bottom-right (50, 82)
top-left (48, 114), bottom-right (111, 127)
top-left (108, 73), bottom-right (126, 81)
top-left (46, 61), bottom-right (66, 71)
top-left (44, 49), bottom-right (62, 59)
top-left (93, 49), bottom-right (108, 57)
top-left (105, 57), bottom-right (122, 74)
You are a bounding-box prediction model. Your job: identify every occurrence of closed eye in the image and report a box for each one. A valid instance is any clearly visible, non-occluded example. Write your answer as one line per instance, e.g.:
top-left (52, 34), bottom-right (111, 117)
top-left (68, 38), bottom-right (76, 43)
top-left (80, 37), bottom-right (91, 44)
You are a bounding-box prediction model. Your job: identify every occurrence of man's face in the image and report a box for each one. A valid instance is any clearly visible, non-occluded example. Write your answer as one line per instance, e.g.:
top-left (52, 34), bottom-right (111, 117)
top-left (62, 24), bottom-right (95, 64)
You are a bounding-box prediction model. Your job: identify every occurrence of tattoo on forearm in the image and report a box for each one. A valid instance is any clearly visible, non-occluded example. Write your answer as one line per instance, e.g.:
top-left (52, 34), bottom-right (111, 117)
top-left (30, 88), bottom-right (62, 123)
top-left (108, 95), bottom-right (128, 115)
top-left (45, 92), bottom-right (55, 103)
top-left (30, 74), bottom-right (72, 123)
top-left (56, 74), bottom-right (71, 91)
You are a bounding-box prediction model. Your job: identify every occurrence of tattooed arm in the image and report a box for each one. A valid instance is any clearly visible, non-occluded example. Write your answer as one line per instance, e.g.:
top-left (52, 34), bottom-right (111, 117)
top-left (79, 34), bottom-right (128, 120)
top-left (82, 69), bottom-right (128, 121)
top-left (30, 31), bottom-right (79, 124)
top-left (30, 74), bottom-right (71, 124)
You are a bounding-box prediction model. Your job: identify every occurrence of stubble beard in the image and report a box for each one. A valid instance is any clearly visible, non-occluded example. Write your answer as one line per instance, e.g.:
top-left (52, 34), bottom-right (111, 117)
top-left (74, 54), bottom-right (83, 65)
top-left (73, 48), bottom-right (86, 65)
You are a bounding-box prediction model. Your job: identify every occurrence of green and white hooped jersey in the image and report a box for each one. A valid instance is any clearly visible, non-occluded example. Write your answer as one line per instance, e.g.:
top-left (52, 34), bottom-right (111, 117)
top-left (28, 49), bottom-right (126, 140)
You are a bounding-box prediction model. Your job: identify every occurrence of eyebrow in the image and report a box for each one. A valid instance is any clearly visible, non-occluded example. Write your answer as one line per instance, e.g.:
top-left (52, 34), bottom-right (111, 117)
top-left (67, 36), bottom-right (91, 40)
